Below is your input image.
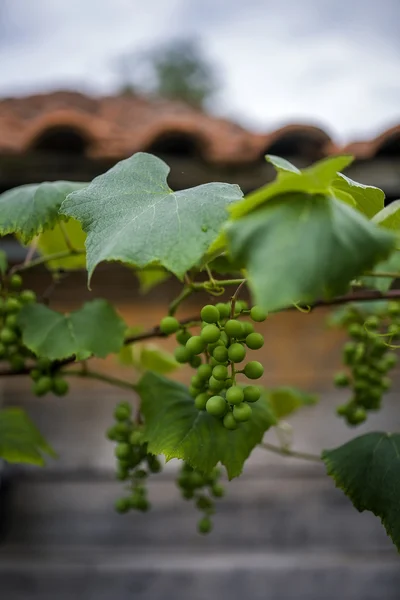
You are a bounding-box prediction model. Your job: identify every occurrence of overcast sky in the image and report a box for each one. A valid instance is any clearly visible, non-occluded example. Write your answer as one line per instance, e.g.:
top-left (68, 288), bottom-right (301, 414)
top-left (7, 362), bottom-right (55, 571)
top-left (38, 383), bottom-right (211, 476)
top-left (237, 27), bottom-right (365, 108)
top-left (0, 0), bottom-right (399, 142)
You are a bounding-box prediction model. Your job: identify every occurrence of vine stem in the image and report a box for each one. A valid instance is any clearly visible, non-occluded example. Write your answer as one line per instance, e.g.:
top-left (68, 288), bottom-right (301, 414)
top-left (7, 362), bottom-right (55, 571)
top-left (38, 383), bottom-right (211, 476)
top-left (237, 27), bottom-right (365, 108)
top-left (10, 249), bottom-right (85, 275)
top-left (65, 369), bottom-right (137, 391)
top-left (260, 442), bottom-right (321, 463)
top-left (168, 286), bottom-right (193, 316)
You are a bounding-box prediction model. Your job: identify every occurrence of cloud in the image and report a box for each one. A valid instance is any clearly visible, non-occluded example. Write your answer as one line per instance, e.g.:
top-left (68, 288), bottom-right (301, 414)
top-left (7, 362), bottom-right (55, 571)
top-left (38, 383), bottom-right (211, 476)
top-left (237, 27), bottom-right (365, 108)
top-left (0, 0), bottom-right (398, 142)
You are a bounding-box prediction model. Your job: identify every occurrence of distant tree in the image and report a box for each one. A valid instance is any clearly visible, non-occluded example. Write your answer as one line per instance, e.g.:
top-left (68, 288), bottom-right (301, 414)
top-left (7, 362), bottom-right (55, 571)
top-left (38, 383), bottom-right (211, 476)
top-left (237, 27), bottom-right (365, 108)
top-left (117, 38), bottom-right (219, 110)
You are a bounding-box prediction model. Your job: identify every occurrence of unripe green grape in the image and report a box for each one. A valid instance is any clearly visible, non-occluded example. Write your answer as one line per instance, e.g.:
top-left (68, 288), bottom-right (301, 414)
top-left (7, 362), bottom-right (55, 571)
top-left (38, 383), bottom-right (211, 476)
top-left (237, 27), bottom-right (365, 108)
top-left (226, 386), bottom-right (244, 405)
top-left (198, 516), bottom-right (212, 534)
top-left (191, 374), bottom-right (203, 389)
top-left (186, 335), bottom-right (205, 355)
top-left (176, 329), bottom-right (191, 345)
top-left (130, 495), bottom-right (150, 512)
top-left (243, 361), bottom-right (264, 379)
top-left (348, 323), bottom-right (365, 340)
top-left (223, 411), bottom-right (238, 430)
top-left (197, 363), bottom-right (213, 380)
top-left (182, 489), bottom-right (194, 499)
top-left (245, 332), bottom-right (264, 350)
top-left (250, 306), bottom-right (267, 322)
top-left (190, 355), bottom-right (202, 368)
top-left (235, 300), bottom-right (248, 313)
top-left (114, 422), bottom-right (131, 438)
top-left (388, 301), bottom-right (400, 316)
top-left (4, 297), bottom-right (21, 314)
top-left (174, 345), bottom-right (191, 363)
top-left (9, 274), bottom-right (23, 290)
top-left (365, 315), bottom-right (379, 329)
top-left (228, 343), bottom-right (246, 363)
top-left (114, 403), bottom-right (131, 421)
top-left (5, 314), bottom-right (19, 329)
top-left (189, 385), bottom-right (202, 398)
top-left (213, 346), bottom-right (229, 363)
top-left (374, 360), bottom-right (389, 374)
top-left (115, 497), bottom-right (131, 514)
top-left (37, 357), bottom-right (52, 371)
top-left (115, 443), bottom-right (131, 460)
top-left (220, 331), bottom-right (229, 346)
top-left (208, 376), bottom-right (225, 392)
top-left (243, 385), bottom-right (261, 403)
top-left (206, 395), bottom-right (226, 417)
top-left (196, 495), bottom-right (214, 511)
top-left (241, 321), bottom-right (254, 337)
top-left (334, 372), bottom-right (350, 387)
top-left (106, 426), bottom-right (118, 441)
top-left (354, 379), bottom-right (368, 393)
top-left (32, 375), bottom-right (53, 397)
top-left (353, 365), bottom-right (369, 379)
top-left (159, 316), bottom-right (180, 335)
top-left (189, 471), bottom-right (205, 487)
top-left (9, 355), bottom-right (25, 372)
top-left (388, 323), bottom-right (400, 338)
top-left (233, 402), bottom-right (252, 422)
top-left (343, 341), bottom-right (357, 363)
top-left (200, 304), bottom-right (220, 324)
top-left (353, 407), bottom-right (367, 424)
top-left (116, 468), bottom-right (129, 481)
top-left (336, 403), bottom-right (349, 416)
top-left (207, 340), bottom-right (224, 354)
top-left (147, 455), bottom-right (162, 473)
top-left (381, 377), bottom-right (391, 391)
top-left (211, 483), bottom-right (225, 498)
top-left (212, 364), bottom-right (228, 381)
top-left (200, 324), bottom-right (221, 344)
top-left (224, 319), bottom-right (243, 338)
top-left (135, 469), bottom-right (148, 479)
top-left (195, 392), bottom-right (209, 410)
top-left (0, 327), bottom-right (17, 345)
top-left (383, 353), bottom-right (397, 369)
top-left (225, 378), bottom-right (233, 388)
top-left (210, 357), bottom-right (220, 367)
top-left (215, 302), bottom-right (230, 320)
top-left (129, 430), bottom-right (143, 446)
top-left (19, 289), bottom-right (36, 304)
top-left (366, 370), bottom-right (382, 385)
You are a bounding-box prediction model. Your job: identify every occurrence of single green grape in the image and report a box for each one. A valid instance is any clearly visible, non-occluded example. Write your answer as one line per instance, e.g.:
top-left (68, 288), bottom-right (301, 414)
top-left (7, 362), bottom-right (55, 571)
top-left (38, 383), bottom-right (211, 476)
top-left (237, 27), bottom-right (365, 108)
top-left (353, 407), bottom-right (367, 424)
top-left (381, 376), bottom-right (392, 391)
top-left (114, 497), bottom-right (131, 514)
top-left (250, 306), bottom-right (267, 322)
top-left (4, 297), bottom-right (21, 314)
top-left (388, 323), bottom-right (400, 338)
top-left (220, 331), bottom-right (229, 346)
top-left (243, 386), bottom-right (261, 403)
top-left (201, 324), bottom-right (221, 344)
top-left (235, 300), bottom-right (248, 313)
top-left (213, 346), bottom-right (229, 363)
top-left (223, 411), bottom-right (238, 430)
top-left (226, 386), bottom-right (244, 405)
top-left (0, 327), bottom-right (17, 345)
top-left (160, 316), bottom-right (180, 335)
top-left (334, 372), bottom-right (350, 387)
top-left (37, 357), bottom-right (52, 371)
top-left (116, 468), bottom-right (129, 481)
top-left (365, 315), bottom-right (379, 329)
top-left (147, 455), bottom-right (162, 473)
top-left (130, 495), bottom-right (150, 512)
top-left (114, 422), bottom-right (131, 438)
top-left (9, 274), bottom-right (23, 290)
top-left (174, 345), bottom-right (191, 363)
top-left (176, 329), bottom-right (191, 345)
top-left (32, 375), bottom-right (53, 397)
top-left (129, 430), bottom-right (143, 445)
top-left (19, 289), bottom-right (36, 304)
top-left (186, 336), bottom-right (206, 355)
top-left (195, 392), bottom-right (209, 410)
top-left (201, 304), bottom-right (220, 324)
top-left (228, 343), bottom-right (246, 363)
top-left (208, 376), bottom-right (225, 392)
top-left (189, 471), bottom-right (205, 488)
top-left (189, 385), bottom-right (202, 398)
top-left (115, 443), bottom-right (131, 460)
top-left (347, 323), bottom-right (365, 340)
top-left (197, 363), bottom-right (213, 380)
top-left (241, 321), bottom-right (254, 336)
top-left (245, 332), bottom-right (264, 350)
top-left (336, 403), bottom-right (349, 417)
top-left (114, 403), bottom-right (131, 421)
top-left (211, 483), bottom-right (225, 498)
top-left (5, 314), bottom-right (19, 330)
top-left (212, 364), bottom-right (228, 381)
top-left (243, 361), bottom-right (264, 379)
top-left (196, 495), bottom-right (214, 511)
top-left (215, 302), bottom-right (230, 320)
top-left (224, 319), bottom-right (243, 338)
top-left (198, 516), bottom-right (212, 534)
top-left (353, 365), bottom-right (369, 379)
top-left (388, 301), bottom-right (400, 317)
top-left (9, 355), bottom-right (25, 372)
top-left (190, 355), bottom-right (202, 368)
top-left (233, 402), bottom-right (252, 422)
top-left (206, 395), bottom-right (227, 417)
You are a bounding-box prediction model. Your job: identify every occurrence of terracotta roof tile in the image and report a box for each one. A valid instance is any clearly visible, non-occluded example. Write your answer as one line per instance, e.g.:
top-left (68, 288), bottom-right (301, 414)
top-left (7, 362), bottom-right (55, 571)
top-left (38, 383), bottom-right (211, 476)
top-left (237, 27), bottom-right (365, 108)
top-left (0, 91), bottom-right (398, 162)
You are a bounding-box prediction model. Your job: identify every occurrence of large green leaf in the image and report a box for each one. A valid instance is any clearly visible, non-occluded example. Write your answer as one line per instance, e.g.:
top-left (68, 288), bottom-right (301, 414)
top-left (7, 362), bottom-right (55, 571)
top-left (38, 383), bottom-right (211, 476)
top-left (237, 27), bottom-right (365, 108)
top-left (135, 266), bottom-right (171, 293)
top-left (123, 343), bottom-right (180, 374)
top-left (267, 386), bottom-right (318, 419)
top-left (322, 432), bottom-right (400, 552)
top-left (332, 173), bottom-right (384, 219)
top-left (372, 200), bottom-right (400, 230)
top-left (0, 181), bottom-right (87, 243)
top-left (226, 192), bottom-right (395, 312)
top-left (60, 153), bottom-right (243, 282)
top-left (230, 155), bottom-right (354, 218)
top-left (138, 372), bottom-right (276, 479)
top-left (35, 219), bottom-right (86, 270)
top-left (17, 299), bottom-right (126, 360)
top-left (0, 408), bottom-right (56, 466)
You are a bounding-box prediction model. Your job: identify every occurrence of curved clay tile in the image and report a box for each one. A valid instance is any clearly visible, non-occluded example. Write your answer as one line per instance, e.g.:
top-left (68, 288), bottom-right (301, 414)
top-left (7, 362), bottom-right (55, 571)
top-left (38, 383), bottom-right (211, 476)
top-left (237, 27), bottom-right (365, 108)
top-left (342, 125), bottom-right (400, 159)
top-left (257, 124), bottom-right (333, 160)
top-left (134, 119), bottom-right (213, 159)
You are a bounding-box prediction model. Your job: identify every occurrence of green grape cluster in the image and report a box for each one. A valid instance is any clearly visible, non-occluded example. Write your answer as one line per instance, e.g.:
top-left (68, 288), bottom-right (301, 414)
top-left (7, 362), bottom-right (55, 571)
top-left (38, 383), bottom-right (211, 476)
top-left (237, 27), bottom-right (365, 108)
top-left (107, 401), bottom-right (162, 514)
top-left (29, 357), bottom-right (70, 397)
top-left (0, 273), bottom-right (36, 372)
top-left (176, 461), bottom-right (225, 534)
top-left (334, 302), bottom-right (399, 425)
top-left (161, 301), bottom-right (266, 430)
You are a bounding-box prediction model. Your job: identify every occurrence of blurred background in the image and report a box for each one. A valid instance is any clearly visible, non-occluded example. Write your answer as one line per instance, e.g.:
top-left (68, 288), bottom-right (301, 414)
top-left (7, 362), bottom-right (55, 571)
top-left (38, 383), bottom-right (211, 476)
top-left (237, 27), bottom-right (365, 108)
top-left (0, 1), bottom-right (400, 598)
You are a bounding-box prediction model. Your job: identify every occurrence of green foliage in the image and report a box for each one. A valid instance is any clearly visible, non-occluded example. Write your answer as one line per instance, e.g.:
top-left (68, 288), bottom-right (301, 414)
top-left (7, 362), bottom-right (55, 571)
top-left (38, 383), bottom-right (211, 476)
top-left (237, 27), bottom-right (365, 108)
top-left (0, 181), bottom-right (87, 242)
top-left (17, 299), bottom-right (126, 360)
top-left (60, 153), bottom-right (242, 282)
top-left (361, 248), bottom-right (400, 292)
top-left (332, 173), bottom-right (384, 218)
top-left (267, 387), bottom-right (318, 419)
top-left (0, 408), bottom-right (56, 466)
top-left (226, 192), bottom-right (395, 312)
top-left (372, 200), bottom-right (400, 230)
top-left (126, 343), bottom-right (180, 374)
top-left (0, 250), bottom-right (7, 275)
top-left (34, 219), bottom-right (86, 270)
top-left (135, 266), bottom-right (170, 293)
top-left (138, 372), bottom-right (276, 479)
top-left (322, 433), bottom-right (400, 551)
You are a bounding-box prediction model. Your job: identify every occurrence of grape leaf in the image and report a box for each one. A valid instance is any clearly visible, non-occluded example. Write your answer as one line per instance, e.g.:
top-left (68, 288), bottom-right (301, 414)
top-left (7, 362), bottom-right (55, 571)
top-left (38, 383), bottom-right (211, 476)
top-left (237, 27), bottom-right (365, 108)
top-left (267, 386), bottom-right (318, 419)
top-left (361, 247), bottom-right (400, 292)
top-left (17, 299), bottom-right (126, 360)
top-left (332, 173), bottom-right (384, 219)
top-left (0, 181), bottom-right (87, 243)
top-left (135, 266), bottom-right (170, 293)
top-left (35, 219), bottom-right (86, 270)
top-left (230, 155), bottom-right (354, 218)
top-left (226, 192), bottom-right (395, 312)
top-left (138, 372), bottom-right (276, 479)
top-left (60, 152), bottom-right (243, 283)
top-left (0, 408), bottom-right (56, 466)
top-left (124, 343), bottom-right (180, 374)
top-left (265, 155), bottom-right (301, 174)
top-left (372, 200), bottom-right (400, 230)
top-left (0, 250), bottom-right (7, 275)
top-left (327, 301), bottom-right (390, 327)
top-left (322, 432), bottom-right (400, 552)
